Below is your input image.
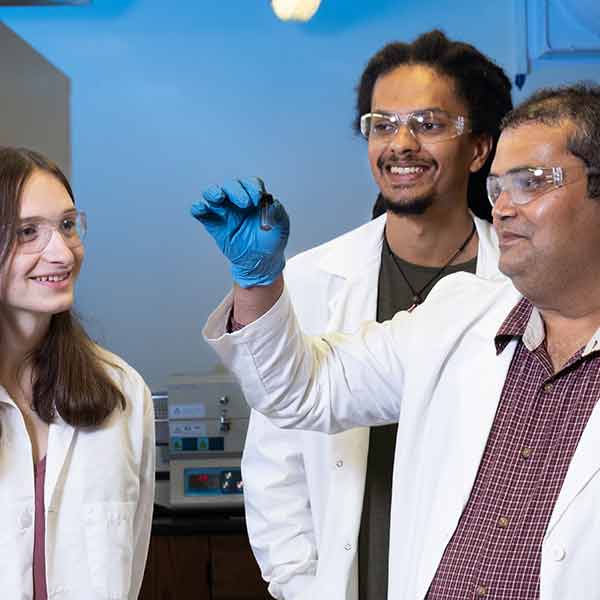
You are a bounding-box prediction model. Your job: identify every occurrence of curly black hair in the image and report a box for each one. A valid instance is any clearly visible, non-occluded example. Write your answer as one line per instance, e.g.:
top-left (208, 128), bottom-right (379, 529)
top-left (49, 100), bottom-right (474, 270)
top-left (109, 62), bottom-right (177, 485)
top-left (356, 30), bottom-right (513, 221)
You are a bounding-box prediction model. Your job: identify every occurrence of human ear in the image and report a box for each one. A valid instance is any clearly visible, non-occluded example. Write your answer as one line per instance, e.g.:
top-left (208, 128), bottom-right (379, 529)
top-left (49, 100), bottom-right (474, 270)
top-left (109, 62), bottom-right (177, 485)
top-left (469, 133), bottom-right (493, 173)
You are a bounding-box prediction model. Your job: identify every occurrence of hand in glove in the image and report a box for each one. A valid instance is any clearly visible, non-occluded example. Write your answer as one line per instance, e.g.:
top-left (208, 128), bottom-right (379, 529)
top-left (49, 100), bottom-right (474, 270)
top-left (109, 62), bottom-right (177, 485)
top-left (191, 177), bottom-right (290, 288)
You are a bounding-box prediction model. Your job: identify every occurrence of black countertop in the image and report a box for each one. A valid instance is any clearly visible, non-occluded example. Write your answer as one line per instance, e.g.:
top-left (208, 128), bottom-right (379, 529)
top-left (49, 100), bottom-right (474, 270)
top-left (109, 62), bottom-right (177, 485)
top-left (151, 503), bottom-right (247, 536)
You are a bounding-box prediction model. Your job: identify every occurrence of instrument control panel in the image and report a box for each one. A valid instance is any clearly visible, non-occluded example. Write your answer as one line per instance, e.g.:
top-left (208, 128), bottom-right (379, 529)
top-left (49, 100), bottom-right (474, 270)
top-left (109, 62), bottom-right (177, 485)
top-left (184, 467), bottom-right (243, 496)
top-left (170, 457), bottom-right (244, 508)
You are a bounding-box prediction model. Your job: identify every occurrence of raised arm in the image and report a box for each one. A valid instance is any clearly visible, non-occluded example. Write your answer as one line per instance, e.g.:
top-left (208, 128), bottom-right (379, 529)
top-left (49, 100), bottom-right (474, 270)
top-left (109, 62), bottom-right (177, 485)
top-left (232, 277), bottom-right (284, 326)
top-left (191, 176), bottom-right (288, 324)
top-left (192, 179), bottom-right (319, 597)
top-left (193, 176), bottom-right (404, 431)
top-left (203, 286), bottom-right (405, 433)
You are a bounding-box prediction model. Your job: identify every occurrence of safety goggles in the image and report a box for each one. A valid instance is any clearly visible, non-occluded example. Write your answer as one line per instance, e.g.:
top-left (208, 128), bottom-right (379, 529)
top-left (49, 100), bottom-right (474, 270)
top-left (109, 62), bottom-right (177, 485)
top-left (359, 109), bottom-right (469, 144)
top-left (486, 166), bottom-right (600, 206)
top-left (13, 210), bottom-right (87, 254)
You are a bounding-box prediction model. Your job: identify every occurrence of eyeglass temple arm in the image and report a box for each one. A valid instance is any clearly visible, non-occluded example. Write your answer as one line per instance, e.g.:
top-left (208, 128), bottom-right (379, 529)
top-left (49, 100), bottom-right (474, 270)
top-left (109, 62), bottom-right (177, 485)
top-left (551, 167), bottom-right (564, 186)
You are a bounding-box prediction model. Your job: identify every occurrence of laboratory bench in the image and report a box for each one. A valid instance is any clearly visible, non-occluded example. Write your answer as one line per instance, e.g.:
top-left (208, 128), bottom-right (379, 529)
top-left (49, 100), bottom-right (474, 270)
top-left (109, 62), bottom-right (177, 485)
top-left (139, 505), bottom-right (271, 600)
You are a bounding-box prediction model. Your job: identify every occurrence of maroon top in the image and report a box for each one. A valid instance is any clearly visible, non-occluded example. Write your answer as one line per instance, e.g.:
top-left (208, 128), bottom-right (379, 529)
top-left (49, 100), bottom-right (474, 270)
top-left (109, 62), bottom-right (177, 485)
top-left (33, 455), bottom-right (48, 600)
top-left (426, 298), bottom-right (600, 599)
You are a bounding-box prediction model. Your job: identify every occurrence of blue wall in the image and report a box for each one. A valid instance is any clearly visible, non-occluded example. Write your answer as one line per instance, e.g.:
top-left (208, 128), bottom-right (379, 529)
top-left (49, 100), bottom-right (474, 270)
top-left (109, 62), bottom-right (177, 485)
top-left (1, 0), bottom-right (599, 390)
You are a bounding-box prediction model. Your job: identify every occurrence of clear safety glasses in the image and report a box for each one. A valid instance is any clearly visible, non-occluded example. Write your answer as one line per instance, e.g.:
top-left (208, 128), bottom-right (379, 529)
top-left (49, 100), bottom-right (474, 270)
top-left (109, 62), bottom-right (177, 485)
top-left (359, 109), bottom-right (469, 144)
top-left (13, 210), bottom-right (87, 254)
top-left (486, 166), bottom-right (600, 206)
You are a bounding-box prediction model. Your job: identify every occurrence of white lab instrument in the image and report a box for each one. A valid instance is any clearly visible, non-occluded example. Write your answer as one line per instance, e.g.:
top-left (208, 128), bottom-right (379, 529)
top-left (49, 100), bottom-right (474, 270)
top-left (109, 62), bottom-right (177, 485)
top-left (167, 374), bottom-right (249, 509)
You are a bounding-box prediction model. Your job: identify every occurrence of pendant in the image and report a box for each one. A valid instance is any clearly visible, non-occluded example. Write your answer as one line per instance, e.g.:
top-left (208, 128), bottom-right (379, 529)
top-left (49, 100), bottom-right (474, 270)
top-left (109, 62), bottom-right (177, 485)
top-left (407, 295), bottom-right (422, 313)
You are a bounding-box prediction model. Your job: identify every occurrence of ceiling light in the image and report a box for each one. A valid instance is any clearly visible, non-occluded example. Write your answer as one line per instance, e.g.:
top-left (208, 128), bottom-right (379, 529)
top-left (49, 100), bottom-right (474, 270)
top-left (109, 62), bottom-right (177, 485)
top-left (271, 0), bottom-right (322, 22)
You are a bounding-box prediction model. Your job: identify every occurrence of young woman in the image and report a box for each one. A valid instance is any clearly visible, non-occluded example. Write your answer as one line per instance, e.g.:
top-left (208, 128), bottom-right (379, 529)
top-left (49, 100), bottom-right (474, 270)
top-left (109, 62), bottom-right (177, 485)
top-left (0, 147), bottom-right (154, 599)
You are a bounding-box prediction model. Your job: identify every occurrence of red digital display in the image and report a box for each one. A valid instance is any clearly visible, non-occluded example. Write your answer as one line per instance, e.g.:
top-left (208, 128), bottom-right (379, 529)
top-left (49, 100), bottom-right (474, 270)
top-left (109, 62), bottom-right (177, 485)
top-left (188, 472), bottom-right (219, 490)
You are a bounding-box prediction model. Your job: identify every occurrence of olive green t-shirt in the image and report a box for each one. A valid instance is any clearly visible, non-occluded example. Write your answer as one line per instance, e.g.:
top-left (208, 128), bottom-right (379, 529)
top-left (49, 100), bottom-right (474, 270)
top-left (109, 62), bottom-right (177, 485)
top-left (357, 239), bottom-right (477, 600)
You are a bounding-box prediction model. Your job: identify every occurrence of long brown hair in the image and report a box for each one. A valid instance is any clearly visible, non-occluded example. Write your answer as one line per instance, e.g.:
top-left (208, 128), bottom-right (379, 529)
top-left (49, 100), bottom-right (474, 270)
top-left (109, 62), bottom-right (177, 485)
top-left (0, 147), bottom-right (125, 432)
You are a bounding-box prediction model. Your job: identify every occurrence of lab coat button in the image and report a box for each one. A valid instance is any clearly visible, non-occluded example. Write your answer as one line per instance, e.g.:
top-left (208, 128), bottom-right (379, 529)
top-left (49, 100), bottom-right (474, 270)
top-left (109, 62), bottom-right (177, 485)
top-left (550, 545), bottom-right (566, 561)
top-left (344, 543), bottom-right (352, 551)
top-left (19, 509), bottom-right (32, 529)
top-left (336, 460), bottom-right (344, 468)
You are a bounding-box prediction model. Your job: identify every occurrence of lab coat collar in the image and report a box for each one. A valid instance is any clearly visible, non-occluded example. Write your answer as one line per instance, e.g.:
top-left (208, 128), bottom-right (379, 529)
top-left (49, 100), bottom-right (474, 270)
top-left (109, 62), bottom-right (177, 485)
top-left (315, 215), bottom-right (386, 331)
top-left (317, 213), bottom-right (386, 280)
top-left (45, 416), bottom-right (76, 511)
top-left (0, 385), bottom-right (76, 512)
top-left (314, 213), bottom-right (501, 333)
top-left (0, 384), bottom-right (16, 407)
top-left (315, 212), bottom-right (499, 282)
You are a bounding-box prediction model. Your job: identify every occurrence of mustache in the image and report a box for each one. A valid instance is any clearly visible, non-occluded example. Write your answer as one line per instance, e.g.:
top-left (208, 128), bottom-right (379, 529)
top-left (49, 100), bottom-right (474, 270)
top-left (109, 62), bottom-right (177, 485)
top-left (495, 224), bottom-right (531, 238)
top-left (376, 153), bottom-right (436, 171)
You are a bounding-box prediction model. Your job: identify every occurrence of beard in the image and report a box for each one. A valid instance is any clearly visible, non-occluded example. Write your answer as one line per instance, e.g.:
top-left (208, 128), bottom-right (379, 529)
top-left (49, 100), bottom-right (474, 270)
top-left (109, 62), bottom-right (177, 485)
top-left (375, 153), bottom-right (438, 215)
top-left (378, 191), bottom-right (435, 215)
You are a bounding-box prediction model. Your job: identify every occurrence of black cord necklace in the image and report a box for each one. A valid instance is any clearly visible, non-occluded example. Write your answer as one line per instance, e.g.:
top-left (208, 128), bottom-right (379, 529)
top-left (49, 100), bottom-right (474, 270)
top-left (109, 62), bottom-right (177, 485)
top-left (386, 221), bottom-right (477, 312)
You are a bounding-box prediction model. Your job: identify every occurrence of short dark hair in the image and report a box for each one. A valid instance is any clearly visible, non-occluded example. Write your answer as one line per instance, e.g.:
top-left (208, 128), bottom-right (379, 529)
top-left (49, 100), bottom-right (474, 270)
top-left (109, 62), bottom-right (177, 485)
top-left (355, 30), bottom-right (513, 220)
top-left (501, 82), bottom-right (600, 198)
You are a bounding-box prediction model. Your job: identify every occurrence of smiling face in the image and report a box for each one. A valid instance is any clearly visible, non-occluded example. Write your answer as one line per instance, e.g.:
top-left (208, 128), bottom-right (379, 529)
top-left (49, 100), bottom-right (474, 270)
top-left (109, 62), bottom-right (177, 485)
top-left (491, 122), bottom-right (600, 303)
top-left (368, 64), bottom-right (490, 216)
top-left (0, 169), bottom-right (84, 326)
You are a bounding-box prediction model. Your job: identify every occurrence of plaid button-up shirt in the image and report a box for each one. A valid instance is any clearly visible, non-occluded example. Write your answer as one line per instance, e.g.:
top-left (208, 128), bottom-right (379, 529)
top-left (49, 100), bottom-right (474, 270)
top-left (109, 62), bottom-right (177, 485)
top-left (426, 297), bottom-right (600, 599)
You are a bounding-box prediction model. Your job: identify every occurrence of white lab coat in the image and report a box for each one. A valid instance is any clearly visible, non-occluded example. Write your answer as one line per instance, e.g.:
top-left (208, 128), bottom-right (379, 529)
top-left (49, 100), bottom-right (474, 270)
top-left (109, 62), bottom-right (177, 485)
top-left (205, 273), bottom-right (600, 600)
top-left (0, 348), bottom-right (155, 600)
top-left (240, 214), bottom-right (503, 600)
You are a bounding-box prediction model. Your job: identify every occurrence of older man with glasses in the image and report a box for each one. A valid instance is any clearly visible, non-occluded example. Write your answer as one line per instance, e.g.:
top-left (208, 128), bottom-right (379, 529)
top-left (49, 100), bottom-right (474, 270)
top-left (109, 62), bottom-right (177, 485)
top-left (203, 30), bottom-right (512, 600)
top-left (199, 82), bottom-right (600, 600)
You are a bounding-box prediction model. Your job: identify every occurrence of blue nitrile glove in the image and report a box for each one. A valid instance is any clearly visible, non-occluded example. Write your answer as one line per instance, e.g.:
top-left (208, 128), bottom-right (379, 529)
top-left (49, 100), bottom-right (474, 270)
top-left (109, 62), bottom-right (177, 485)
top-left (191, 177), bottom-right (290, 288)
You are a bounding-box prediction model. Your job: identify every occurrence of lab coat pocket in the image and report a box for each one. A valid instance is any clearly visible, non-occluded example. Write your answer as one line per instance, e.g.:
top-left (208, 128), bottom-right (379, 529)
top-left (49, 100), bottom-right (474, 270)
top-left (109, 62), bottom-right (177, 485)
top-left (83, 501), bottom-right (136, 599)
